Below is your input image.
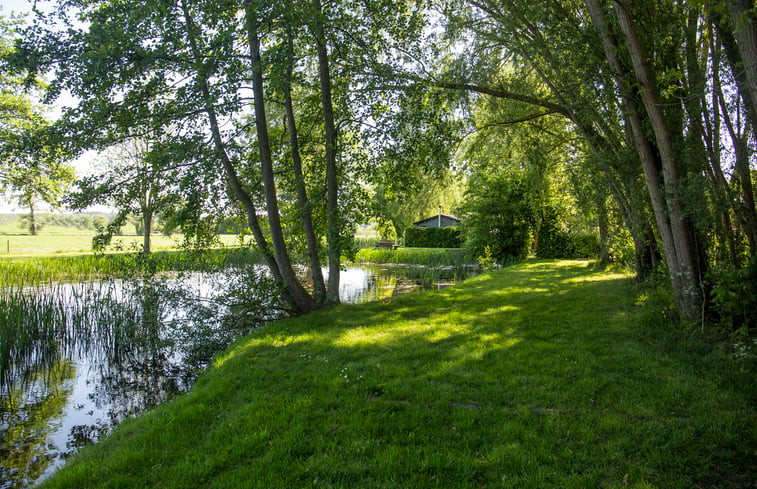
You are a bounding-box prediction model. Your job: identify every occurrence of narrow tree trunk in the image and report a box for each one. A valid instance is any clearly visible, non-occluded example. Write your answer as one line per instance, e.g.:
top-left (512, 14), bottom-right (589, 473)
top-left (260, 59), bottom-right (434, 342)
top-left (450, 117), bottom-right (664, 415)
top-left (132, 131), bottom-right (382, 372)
top-left (725, 0), bottom-right (757, 137)
top-left (586, 0), bottom-right (704, 320)
top-left (595, 191), bottom-right (610, 268)
top-left (28, 200), bottom-right (37, 236)
top-left (720, 92), bottom-right (757, 252)
top-left (283, 30), bottom-right (328, 304)
top-left (180, 0), bottom-right (295, 308)
top-left (143, 207), bottom-right (152, 255)
top-left (245, 2), bottom-right (317, 313)
top-left (612, 0), bottom-right (706, 322)
top-left (711, 8), bottom-right (757, 143)
top-left (311, 0), bottom-right (341, 304)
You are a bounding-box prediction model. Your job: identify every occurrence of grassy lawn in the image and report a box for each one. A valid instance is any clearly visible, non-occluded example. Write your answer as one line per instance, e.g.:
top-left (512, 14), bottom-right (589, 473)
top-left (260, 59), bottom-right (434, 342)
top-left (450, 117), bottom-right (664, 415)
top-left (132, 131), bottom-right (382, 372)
top-left (39, 260), bottom-right (755, 488)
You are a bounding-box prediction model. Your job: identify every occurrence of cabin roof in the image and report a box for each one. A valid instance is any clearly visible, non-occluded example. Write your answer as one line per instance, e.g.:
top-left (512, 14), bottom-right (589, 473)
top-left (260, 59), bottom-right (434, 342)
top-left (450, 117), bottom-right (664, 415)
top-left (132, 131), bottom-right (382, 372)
top-left (413, 214), bottom-right (461, 226)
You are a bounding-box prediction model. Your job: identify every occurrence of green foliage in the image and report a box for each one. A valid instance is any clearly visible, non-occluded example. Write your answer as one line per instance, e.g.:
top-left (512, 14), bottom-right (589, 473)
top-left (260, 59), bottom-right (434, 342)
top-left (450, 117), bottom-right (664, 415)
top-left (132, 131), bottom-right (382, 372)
top-left (710, 254), bottom-right (757, 334)
top-left (403, 226), bottom-right (463, 248)
top-left (536, 207), bottom-right (600, 259)
top-left (459, 171), bottom-right (534, 264)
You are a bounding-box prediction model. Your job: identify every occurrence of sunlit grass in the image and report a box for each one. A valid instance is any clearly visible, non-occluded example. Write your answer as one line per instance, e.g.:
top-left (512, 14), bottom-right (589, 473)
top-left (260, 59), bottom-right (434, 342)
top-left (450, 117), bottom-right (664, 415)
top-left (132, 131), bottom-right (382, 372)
top-left (0, 233), bottom-right (245, 256)
top-left (39, 260), bottom-right (755, 489)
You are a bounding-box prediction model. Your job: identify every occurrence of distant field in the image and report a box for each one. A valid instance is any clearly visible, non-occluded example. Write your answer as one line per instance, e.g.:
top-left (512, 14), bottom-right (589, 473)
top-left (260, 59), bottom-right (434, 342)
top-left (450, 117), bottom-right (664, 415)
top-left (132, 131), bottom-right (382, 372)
top-left (0, 232), bottom-right (246, 257)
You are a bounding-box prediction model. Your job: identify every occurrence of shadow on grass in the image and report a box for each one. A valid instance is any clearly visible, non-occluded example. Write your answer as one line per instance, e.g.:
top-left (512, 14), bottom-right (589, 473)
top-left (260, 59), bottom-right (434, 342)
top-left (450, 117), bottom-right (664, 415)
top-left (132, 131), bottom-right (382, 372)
top-left (43, 260), bottom-right (755, 489)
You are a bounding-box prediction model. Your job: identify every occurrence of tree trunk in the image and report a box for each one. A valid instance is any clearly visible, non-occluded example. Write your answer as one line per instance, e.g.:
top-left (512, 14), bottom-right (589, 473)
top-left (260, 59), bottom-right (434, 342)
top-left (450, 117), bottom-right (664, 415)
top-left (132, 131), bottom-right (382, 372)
top-left (612, 0), bottom-right (706, 322)
top-left (283, 30), bottom-right (328, 304)
top-left (725, 0), bottom-right (757, 139)
top-left (711, 7), bottom-right (757, 143)
top-left (180, 0), bottom-right (295, 309)
top-left (311, 0), bottom-right (341, 304)
top-left (595, 191), bottom-right (610, 268)
top-left (586, 0), bottom-right (705, 321)
top-left (28, 200), bottom-right (37, 236)
top-left (142, 207), bottom-right (152, 255)
top-left (245, 2), bottom-right (317, 313)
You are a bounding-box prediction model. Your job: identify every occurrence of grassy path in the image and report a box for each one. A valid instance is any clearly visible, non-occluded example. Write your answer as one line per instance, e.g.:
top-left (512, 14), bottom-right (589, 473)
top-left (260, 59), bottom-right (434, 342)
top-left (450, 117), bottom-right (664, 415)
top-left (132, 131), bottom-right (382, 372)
top-left (41, 261), bottom-right (755, 488)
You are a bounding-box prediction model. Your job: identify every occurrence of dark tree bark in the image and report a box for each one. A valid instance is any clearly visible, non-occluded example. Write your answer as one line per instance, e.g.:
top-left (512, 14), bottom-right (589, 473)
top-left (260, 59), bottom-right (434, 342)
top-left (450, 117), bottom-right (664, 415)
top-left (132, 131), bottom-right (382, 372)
top-left (245, 2), bottom-right (317, 313)
top-left (725, 0), bottom-right (757, 136)
top-left (142, 206), bottom-right (152, 254)
top-left (586, 0), bottom-right (706, 321)
top-left (180, 0), bottom-right (298, 309)
top-left (310, 0), bottom-right (341, 304)
top-left (283, 29), bottom-right (328, 304)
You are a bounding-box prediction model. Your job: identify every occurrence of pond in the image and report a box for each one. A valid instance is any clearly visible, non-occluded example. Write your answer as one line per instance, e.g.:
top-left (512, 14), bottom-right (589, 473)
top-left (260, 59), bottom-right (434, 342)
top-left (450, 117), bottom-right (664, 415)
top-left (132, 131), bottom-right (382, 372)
top-left (0, 263), bottom-right (476, 488)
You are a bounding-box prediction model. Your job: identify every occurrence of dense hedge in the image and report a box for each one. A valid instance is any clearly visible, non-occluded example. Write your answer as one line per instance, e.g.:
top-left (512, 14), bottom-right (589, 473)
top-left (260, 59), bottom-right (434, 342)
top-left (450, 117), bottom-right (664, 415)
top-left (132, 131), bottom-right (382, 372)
top-left (404, 226), bottom-right (464, 248)
top-left (537, 210), bottom-right (600, 259)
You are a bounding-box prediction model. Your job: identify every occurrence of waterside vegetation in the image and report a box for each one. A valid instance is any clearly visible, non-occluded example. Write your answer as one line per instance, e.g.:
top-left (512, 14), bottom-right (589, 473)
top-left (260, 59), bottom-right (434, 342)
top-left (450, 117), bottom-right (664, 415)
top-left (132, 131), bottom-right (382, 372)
top-left (38, 260), bottom-right (756, 488)
top-left (353, 247), bottom-right (476, 267)
top-left (0, 247), bottom-right (263, 286)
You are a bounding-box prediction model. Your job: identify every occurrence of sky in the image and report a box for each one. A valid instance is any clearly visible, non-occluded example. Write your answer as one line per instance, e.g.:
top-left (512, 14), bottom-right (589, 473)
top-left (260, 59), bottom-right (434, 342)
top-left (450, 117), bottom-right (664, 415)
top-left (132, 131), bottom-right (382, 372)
top-left (1, 0), bottom-right (99, 213)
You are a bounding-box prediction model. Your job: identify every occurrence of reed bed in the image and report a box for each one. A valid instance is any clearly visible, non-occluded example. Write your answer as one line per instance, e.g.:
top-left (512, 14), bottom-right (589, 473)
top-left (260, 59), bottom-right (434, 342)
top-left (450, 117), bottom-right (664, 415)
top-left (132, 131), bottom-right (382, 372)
top-left (353, 247), bottom-right (476, 267)
top-left (0, 247), bottom-right (262, 287)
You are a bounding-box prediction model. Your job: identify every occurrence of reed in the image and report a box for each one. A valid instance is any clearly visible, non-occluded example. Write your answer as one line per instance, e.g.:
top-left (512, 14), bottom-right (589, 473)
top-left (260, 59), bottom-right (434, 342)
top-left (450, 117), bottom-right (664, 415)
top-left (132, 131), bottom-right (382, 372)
top-left (353, 247), bottom-right (476, 267)
top-left (0, 247), bottom-right (263, 287)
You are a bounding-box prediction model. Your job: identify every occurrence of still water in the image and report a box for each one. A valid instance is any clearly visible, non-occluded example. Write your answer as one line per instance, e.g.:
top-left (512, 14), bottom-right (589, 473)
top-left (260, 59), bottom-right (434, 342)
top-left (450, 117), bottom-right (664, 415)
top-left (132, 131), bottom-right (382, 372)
top-left (0, 264), bottom-right (474, 488)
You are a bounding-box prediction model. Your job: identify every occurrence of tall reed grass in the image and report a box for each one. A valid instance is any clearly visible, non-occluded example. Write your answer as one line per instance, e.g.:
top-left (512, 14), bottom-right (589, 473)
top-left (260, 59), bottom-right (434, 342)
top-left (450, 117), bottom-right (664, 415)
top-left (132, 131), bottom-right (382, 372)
top-left (0, 247), bottom-right (262, 287)
top-left (353, 247), bottom-right (476, 267)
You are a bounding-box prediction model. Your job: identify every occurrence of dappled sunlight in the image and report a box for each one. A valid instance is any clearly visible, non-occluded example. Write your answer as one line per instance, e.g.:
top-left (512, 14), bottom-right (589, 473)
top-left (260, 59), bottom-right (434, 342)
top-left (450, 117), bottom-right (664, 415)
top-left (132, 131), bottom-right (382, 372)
top-left (429, 335), bottom-right (524, 378)
top-left (560, 272), bottom-right (631, 285)
top-left (213, 260), bottom-right (632, 374)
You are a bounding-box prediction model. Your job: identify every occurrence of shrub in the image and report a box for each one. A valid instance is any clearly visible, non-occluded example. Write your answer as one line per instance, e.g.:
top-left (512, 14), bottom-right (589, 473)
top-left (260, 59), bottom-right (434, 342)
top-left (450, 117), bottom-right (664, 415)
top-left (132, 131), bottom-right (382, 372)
top-left (458, 172), bottom-right (534, 264)
top-left (537, 208), bottom-right (599, 259)
top-left (711, 254), bottom-right (757, 334)
top-left (404, 226), bottom-right (463, 248)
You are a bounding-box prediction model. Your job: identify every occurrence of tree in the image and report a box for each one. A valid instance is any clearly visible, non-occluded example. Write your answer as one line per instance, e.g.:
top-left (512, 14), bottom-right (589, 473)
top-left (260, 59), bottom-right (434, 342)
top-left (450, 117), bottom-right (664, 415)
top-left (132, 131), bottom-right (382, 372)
top-left (66, 137), bottom-right (180, 254)
top-left (13, 0), bottom-right (415, 313)
top-left (1, 14), bottom-right (74, 234)
top-left (460, 169), bottom-right (535, 264)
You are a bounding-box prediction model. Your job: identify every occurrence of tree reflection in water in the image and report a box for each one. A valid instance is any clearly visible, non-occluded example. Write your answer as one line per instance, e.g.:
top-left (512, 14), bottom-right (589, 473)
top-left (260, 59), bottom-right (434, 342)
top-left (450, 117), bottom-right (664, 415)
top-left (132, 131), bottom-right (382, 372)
top-left (0, 266), bottom-right (279, 487)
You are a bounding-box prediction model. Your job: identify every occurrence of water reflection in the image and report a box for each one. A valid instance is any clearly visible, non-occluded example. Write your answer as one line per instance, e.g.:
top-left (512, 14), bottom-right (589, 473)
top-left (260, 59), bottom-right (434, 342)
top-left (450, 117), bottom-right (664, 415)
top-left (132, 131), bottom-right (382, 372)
top-left (0, 264), bottom-right (475, 487)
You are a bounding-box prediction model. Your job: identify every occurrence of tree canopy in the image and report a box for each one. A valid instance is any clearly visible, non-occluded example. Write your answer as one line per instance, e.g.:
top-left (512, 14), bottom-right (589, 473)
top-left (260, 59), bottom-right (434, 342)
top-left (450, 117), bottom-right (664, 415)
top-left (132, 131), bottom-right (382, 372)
top-left (4, 0), bottom-right (756, 328)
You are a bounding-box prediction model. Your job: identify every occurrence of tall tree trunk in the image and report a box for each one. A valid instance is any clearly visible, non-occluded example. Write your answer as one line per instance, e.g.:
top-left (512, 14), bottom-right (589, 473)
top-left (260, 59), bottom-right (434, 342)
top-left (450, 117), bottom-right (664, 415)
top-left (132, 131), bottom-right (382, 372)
top-left (595, 191), bottom-right (610, 268)
top-left (28, 199), bottom-right (37, 236)
top-left (724, 0), bottom-right (757, 137)
top-left (180, 0), bottom-right (295, 308)
top-left (612, 0), bottom-right (706, 322)
top-left (311, 0), bottom-right (341, 304)
top-left (283, 29), bottom-right (328, 303)
top-left (710, 7), bottom-right (757, 143)
top-left (245, 2), bottom-right (317, 313)
top-left (719, 89), bottom-right (757, 253)
top-left (587, 0), bottom-right (705, 321)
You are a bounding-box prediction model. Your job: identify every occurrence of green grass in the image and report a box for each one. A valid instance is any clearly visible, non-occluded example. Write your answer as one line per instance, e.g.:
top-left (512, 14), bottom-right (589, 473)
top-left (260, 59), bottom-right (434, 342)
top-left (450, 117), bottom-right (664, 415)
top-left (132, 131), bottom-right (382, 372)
top-left (0, 232), bottom-right (245, 256)
top-left (39, 260), bottom-right (755, 488)
top-left (354, 247), bottom-right (476, 266)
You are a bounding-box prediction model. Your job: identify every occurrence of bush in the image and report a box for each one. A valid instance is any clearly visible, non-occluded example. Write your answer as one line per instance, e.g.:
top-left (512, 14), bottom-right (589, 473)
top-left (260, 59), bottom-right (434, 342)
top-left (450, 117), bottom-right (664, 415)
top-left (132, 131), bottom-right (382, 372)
top-left (459, 172), bottom-right (534, 264)
top-left (404, 226), bottom-right (463, 248)
top-left (711, 254), bottom-right (757, 334)
top-left (536, 208), bottom-right (599, 259)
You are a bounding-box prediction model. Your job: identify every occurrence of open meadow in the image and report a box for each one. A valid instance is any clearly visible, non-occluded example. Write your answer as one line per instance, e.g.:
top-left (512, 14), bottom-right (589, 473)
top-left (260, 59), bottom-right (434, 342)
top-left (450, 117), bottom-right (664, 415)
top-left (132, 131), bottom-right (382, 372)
top-left (0, 223), bottom-right (246, 257)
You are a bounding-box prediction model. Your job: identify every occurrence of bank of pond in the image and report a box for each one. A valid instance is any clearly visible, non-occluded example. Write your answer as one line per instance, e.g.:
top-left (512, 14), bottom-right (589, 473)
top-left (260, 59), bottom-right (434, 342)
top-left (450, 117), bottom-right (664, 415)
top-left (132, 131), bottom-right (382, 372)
top-left (0, 250), bottom-right (478, 488)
